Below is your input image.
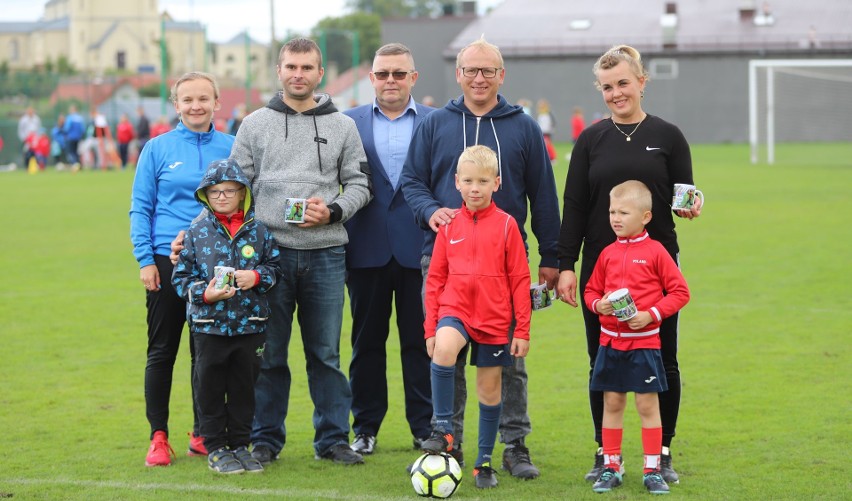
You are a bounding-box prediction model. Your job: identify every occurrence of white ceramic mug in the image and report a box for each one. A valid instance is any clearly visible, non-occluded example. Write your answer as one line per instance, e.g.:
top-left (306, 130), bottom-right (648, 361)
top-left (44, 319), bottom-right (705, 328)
top-left (213, 266), bottom-right (235, 290)
top-left (608, 288), bottom-right (637, 321)
top-left (530, 283), bottom-right (555, 311)
top-left (284, 198), bottom-right (307, 223)
top-left (671, 183), bottom-right (705, 212)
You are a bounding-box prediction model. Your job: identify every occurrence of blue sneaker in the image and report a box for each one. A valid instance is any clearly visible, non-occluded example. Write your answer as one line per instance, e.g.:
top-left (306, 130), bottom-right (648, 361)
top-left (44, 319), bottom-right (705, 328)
top-left (644, 470), bottom-right (670, 495)
top-left (592, 467), bottom-right (623, 493)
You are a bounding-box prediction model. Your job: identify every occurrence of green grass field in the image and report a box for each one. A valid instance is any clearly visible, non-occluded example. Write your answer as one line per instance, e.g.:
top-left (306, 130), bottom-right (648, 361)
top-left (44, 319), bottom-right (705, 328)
top-left (1, 143), bottom-right (850, 500)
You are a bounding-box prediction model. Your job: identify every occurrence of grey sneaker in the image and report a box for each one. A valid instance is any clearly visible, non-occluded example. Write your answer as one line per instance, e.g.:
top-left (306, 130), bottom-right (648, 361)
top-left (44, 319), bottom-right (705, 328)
top-left (250, 444), bottom-right (277, 466)
top-left (474, 462), bottom-right (499, 489)
top-left (660, 447), bottom-right (680, 484)
top-left (501, 439), bottom-right (540, 479)
top-left (350, 433), bottom-right (376, 454)
top-left (316, 443), bottom-right (364, 465)
top-left (592, 467), bottom-right (623, 493)
top-left (644, 469), bottom-right (670, 494)
top-left (208, 447), bottom-right (245, 474)
top-left (233, 446), bottom-right (264, 473)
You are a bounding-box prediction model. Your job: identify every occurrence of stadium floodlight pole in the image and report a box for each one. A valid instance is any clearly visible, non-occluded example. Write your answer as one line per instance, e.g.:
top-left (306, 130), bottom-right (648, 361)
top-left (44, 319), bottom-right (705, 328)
top-left (160, 16), bottom-right (167, 116)
top-left (245, 30), bottom-right (251, 109)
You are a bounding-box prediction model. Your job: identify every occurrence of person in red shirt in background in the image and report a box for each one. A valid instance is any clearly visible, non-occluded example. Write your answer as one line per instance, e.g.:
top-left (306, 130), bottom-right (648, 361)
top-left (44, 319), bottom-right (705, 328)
top-left (571, 107), bottom-right (586, 144)
top-left (117, 113), bottom-right (136, 169)
top-left (24, 127), bottom-right (51, 171)
top-left (150, 116), bottom-right (172, 138)
top-left (583, 180), bottom-right (690, 495)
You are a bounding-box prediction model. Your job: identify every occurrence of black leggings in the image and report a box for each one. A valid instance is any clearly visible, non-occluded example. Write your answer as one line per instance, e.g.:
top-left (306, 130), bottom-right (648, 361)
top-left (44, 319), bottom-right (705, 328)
top-left (144, 254), bottom-right (199, 439)
top-left (580, 257), bottom-right (681, 448)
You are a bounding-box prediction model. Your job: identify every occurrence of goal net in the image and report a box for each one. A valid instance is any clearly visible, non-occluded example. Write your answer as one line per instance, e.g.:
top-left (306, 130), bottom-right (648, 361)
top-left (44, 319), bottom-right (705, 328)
top-left (749, 59), bottom-right (852, 164)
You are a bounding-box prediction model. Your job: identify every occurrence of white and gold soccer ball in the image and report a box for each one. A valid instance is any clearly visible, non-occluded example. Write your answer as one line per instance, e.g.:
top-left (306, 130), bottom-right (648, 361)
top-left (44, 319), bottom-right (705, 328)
top-left (410, 452), bottom-right (463, 498)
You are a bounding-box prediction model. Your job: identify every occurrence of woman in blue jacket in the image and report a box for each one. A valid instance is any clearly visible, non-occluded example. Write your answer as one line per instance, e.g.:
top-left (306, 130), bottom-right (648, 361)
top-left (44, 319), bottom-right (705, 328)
top-left (129, 71), bottom-right (235, 467)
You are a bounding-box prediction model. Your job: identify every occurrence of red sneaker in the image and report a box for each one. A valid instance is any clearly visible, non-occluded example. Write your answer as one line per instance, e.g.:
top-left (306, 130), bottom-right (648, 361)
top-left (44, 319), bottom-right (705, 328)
top-left (145, 431), bottom-right (176, 467)
top-left (187, 432), bottom-right (208, 456)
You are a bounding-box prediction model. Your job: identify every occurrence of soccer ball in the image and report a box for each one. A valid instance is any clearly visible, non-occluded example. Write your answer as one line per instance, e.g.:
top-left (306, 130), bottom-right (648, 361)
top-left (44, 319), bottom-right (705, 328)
top-left (410, 452), bottom-right (463, 498)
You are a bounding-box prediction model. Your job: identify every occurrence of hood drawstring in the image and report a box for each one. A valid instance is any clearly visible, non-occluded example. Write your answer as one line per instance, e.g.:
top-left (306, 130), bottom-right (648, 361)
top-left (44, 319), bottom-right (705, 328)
top-left (461, 115), bottom-right (503, 189)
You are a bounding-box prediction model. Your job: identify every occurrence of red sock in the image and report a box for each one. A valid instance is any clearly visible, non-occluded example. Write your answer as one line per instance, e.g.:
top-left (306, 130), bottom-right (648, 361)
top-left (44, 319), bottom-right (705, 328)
top-left (602, 428), bottom-right (623, 469)
top-left (642, 427), bottom-right (663, 473)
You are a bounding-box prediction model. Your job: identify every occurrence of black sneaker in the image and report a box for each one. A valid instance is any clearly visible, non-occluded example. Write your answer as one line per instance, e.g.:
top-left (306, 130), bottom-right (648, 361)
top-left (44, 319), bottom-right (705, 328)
top-left (585, 447), bottom-right (626, 482)
top-left (208, 447), bottom-right (245, 474)
top-left (660, 447), bottom-right (680, 484)
top-left (250, 444), bottom-right (277, 466)
top-left (316, 443), bottom-right (365, 465)
top-left (474, 462), bottom-right (499, 489)
top-left (350, 433), bottom-right (376, 455)
top-left (592, 467), bottom-right (623, 493)
top-left (644, 469), bottom-right (670, 495)
top-left (448, 443), bottom-right (464, 467)
top-left (501, 439), bottom-right (540, 479)
top-left (420, 429), bottom-right (454, 454)
top-left (233, 445), bottom-right (264, 473)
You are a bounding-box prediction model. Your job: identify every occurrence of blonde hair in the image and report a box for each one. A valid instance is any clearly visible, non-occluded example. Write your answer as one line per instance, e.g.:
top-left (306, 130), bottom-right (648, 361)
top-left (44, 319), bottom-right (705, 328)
top-left (170, 71), bottom-right (220, 103)
top-left (593, 45), bottom-right (648, 90)
top-left (610, 180), bottom-right (652, 212)
top-left (457, 145), bottom-right (499, 177)
top-left (456, 35), bottom-right (504, 69)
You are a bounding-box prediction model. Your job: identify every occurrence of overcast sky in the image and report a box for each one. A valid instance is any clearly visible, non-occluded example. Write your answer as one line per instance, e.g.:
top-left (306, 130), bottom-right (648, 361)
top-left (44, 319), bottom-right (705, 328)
top-left (1, 0), bottom-right (503, 44)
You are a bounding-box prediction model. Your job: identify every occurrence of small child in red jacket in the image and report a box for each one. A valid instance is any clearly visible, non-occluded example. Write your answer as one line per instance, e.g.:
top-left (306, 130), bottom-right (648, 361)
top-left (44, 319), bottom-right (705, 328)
top-left (584, 180), bottom-right (690, 495)
top-left (421, 145), bottom-right (531, 490)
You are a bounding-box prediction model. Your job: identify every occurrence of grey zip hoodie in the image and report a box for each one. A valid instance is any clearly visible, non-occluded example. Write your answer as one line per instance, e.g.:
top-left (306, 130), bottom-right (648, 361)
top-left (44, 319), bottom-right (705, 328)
top-left (230, 92), bottom-right (372, 250)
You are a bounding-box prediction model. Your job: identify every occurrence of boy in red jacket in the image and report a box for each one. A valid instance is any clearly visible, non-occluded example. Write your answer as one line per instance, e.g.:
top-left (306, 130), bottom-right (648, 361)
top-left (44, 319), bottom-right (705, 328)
top-left (583, 180), bottom-right (690, 495)
top-left (421, 145), bottom-right (531, 490)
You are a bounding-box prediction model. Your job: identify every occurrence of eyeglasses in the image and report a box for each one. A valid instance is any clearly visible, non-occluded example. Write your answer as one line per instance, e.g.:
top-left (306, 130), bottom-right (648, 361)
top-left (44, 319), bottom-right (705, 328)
top-left (372, 71), bottom-right (413, 81)
top-left (460, 67), bottom-right (501, 78)
top-left (206, 188), bottom-right (243, 199)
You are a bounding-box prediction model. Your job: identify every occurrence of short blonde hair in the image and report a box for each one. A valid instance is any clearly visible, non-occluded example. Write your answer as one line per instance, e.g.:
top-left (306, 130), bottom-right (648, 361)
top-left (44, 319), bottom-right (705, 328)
top-left (457, 145), bottom-right (499, 177)
top-left (170, 71), bottom-right (220, 103)
top-left (610, 180), bottom-right (652, 212)
top-left (456, 35), bottom-right (504, 69)
top-left (593, 45), bottom-right (648, 91)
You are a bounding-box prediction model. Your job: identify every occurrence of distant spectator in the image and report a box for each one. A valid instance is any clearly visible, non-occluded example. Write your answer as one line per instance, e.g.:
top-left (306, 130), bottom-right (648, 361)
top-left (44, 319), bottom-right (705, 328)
top-left (136, 106), bottom-right (151, 152)
top-left (151, 116), bottom-right (171, 138)
top-left (18, 106), bottom-right (42, 142)
top-left (421, 95), bottom-right (436, 107)
top-left (227, 104), bottom-right (246, 136)
top-left (51, 114), bottom-right (68, 169)
top-left (116, 113), bottom-right (136, 169)
top-left (24, 127), bottom-right (51, 171)
top-left (64, 105), bottom-right (86, 169)
top-left (572, 107), bottom-right (586, 144)
top-left (536, 99), bottom-right (557, 162)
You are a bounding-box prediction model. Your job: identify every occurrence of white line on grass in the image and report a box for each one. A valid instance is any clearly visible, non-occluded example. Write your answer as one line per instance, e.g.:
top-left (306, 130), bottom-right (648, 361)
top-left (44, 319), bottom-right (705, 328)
top-left (7, 478), bottom-right (413, 500)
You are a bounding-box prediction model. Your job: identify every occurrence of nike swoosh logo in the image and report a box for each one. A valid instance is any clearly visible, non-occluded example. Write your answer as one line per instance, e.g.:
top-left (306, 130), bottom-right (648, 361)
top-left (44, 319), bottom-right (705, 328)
top-left (493, 350), bottom-right (504, 357)
top-left (450, 238), bottom-right (465, 244)
top-left (646, 147), bottom-right (661, 151)
top-left (168, 161), bottom-right (183, 169)
top-left (645, 376), bottom-right (657, 383)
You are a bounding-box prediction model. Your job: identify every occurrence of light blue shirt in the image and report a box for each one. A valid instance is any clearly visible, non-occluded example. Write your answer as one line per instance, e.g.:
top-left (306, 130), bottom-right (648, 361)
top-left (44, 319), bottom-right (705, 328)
top-left (372, 97), bottom-right (417, 189)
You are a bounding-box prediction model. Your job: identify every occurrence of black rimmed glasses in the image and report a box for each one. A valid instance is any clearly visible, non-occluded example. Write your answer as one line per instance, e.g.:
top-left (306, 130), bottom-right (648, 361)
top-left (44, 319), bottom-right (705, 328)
top-left (206, 188), bottom-right (244, 199)
top-left (460, 67), bottom-right (501, 78)
top-left (372, 71), bottom-right (414, 81)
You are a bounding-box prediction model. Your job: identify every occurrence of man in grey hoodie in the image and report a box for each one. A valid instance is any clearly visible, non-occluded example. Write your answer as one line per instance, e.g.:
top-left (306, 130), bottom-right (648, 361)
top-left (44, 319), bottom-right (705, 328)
top-left (230, 37), bottom-right (372, 466)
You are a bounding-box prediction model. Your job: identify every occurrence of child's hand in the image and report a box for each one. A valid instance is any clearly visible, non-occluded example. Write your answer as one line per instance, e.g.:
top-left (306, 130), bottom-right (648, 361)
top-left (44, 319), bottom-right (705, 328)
top-left (426, 337), bottom-right (436, 358)
top-left (204, 278), bottom-right (237, 303)
top-left (597, 291), bottom-right (615, 315)
top-left (234, 270), bottom-right (258, 290)
top-left (510, 338), bottom-right (529, 358)
top-left (626, 311), bottom-right (653, 330)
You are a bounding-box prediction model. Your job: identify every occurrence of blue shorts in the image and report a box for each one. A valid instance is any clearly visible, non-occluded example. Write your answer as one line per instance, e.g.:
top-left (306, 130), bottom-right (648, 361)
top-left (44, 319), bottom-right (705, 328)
top-left (436, 316), bottom-right (513, 368)
top-left (590, 346), bottom-right (668, 393)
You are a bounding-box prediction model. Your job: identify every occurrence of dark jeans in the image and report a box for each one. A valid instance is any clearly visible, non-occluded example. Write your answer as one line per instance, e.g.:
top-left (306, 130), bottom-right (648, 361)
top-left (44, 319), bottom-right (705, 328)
top-left (144, 255), bottom-right (200, 439)
top-left (580, 253), bottom-right (681, 448)
top-left (194, 332), bottom-right (264, 452)
top-left (421, 255), bottom-right (532, 445)
top-left (251, 246), bottom-right (351, 456)
top-left (347, 260), bottom-right (432, 440)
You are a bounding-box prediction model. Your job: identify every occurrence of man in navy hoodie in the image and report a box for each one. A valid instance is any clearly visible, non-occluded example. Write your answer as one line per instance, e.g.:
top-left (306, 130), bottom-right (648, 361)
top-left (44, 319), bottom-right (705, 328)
top-left (400, 35), bottom-right (560, 479)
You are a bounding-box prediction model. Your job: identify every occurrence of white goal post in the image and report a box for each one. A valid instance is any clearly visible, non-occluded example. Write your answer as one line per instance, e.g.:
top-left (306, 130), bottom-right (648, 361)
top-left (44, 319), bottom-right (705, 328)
top-left (749, 59), bottom-right (852, 164)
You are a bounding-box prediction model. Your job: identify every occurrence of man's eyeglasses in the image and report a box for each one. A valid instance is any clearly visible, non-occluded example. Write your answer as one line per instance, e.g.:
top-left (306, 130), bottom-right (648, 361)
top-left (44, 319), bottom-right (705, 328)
top-left (460, 67), bottom-right (501, 78)
top-left (372, 71), bottom-right (413, 81)
top-left (206, 188), bottom-right (244, 199)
